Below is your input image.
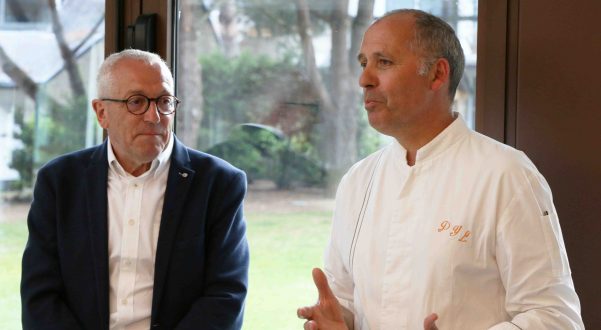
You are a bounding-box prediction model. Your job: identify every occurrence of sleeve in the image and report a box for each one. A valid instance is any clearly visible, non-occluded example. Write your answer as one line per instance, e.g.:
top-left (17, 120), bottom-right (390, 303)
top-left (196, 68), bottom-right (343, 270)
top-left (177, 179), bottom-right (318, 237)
top-left (20, 167), bottom-right (83, 330)
top-left (323, 174), bottom-right (357, 325)
top-left (489, 167), bottom-right (584, 329)
top-left (174, 171), bottom-right (250, 330)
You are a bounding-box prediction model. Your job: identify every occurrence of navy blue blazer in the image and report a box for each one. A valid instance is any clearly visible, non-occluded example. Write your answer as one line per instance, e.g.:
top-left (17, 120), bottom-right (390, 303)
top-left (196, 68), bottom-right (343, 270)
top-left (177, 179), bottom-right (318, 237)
top-left (21, 137), bottom-right (249, 330)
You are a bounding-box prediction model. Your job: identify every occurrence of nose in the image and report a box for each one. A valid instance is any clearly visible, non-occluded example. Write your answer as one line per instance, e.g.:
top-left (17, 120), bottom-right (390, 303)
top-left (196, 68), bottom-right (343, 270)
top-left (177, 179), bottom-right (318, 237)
top-left (359, 65), bottom-right (377, 89)
top-left (143, 101), bottom-right (161, 124)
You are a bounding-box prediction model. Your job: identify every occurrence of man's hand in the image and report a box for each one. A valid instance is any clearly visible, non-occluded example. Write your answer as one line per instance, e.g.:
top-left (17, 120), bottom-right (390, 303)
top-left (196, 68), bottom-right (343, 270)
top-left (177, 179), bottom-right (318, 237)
top-left (423, 313), bottom-right (439, 330)
top-left (297, 268), bottom-right (348, 330)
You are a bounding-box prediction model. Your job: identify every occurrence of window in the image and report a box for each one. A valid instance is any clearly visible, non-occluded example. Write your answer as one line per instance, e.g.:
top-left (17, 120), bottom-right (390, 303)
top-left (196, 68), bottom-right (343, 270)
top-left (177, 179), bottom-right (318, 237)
top-left (175, 0), bottom-right (477, 328)
top-left (0, 0), bottom-right (65, 26)
top-left (0, 1), bottom-right (478, 327)
top-left (0, 1), bottom-right (104, 328)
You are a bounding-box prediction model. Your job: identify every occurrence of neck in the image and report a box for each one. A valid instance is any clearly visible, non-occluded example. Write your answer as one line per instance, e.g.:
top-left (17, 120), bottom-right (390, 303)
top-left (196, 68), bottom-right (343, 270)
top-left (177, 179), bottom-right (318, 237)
top-left (111, 147), bottom-right (153, 177)
top-left (128, 162), bottom-right (152, 177)
top-left (396, 110), bottom-right (456, 166)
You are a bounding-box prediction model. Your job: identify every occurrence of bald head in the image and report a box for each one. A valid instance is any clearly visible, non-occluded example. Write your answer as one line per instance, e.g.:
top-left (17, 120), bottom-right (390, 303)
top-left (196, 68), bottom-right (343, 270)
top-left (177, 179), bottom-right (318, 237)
top-left (372, 10), bottom-right (465, 100)
top-left (96, 49), bottom-right (174, 98)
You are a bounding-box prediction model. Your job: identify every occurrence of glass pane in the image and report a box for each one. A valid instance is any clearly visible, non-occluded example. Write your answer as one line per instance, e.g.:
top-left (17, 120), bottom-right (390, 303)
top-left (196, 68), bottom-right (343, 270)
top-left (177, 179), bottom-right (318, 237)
top-left (0, 1), bottom-right (105, 328)
top-left (175, 0), bottom-right (477, 328)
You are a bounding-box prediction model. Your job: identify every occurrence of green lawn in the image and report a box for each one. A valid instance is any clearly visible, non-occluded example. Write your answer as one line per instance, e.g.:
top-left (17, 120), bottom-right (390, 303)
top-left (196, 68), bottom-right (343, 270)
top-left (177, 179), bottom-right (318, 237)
top-left (0, 209), bottom-right (331, 329)
top-left (244, 210), bottom-right (331, 329)
top-left (0, 221), bottom-right (28, 330)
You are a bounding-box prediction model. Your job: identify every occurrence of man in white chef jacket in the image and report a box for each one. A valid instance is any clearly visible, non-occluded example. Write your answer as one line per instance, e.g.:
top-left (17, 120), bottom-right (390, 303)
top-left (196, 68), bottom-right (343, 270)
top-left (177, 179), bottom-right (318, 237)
top-left (297, 9), bottom-right (583, 330)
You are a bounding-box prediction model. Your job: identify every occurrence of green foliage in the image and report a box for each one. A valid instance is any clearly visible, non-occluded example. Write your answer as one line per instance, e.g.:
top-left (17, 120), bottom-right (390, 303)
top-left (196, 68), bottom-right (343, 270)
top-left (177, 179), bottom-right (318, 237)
top-left (235, 0), bottom-right (329, 37)
top-left (207, 128), bottom-right (278, 182)
top-left (277, 148), bottom-right (324, 188)
top-left (356, 106), bottom-right (383, 159)
top-left (200, 51), bottom-right (328, 188)
top-left (199, 51), bottom-right (299, 149)
top-left (9, 107), bottom-right (34, 191)
top-left (207, 125), bottom-right (325, 189)
top-left (36, 97), bottom-right (88, 165)
top-left (9, 96), bottom-right (88, 192)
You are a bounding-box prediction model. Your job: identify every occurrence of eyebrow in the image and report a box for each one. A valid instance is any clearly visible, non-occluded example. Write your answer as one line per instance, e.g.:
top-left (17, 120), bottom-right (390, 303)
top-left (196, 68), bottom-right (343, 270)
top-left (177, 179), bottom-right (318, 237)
top-left (357, 52), bottom-right (389, 62)
top-left (124, 89), bottom-right (171, 96)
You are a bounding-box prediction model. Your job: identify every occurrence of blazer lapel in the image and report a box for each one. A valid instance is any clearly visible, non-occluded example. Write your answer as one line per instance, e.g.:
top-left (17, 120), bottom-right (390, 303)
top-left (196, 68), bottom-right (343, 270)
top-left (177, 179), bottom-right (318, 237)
top-left (151, 137), bottom-right (196, 317)
top-left (84, 142), bottom-right (110, 328)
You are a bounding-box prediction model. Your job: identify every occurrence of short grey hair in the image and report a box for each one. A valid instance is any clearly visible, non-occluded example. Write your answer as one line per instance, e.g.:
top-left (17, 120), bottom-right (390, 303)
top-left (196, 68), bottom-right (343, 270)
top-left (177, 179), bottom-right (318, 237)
top-left (96, 49), bottom-right (173, 97)
top-left (377, 9), bottom-right (465, 100)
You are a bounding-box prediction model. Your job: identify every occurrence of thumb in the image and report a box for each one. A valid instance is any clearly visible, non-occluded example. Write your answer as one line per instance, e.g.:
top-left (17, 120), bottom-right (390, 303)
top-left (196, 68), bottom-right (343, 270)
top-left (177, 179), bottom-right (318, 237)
top-left (312, 267), bottom-right (335, 302)
top-left (423, 313), bottom-right (439, 330)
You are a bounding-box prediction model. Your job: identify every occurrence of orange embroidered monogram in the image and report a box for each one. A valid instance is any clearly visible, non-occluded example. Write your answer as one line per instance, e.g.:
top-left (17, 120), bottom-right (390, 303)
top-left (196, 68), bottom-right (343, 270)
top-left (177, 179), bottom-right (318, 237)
top-left (437, 220), bottom-right (471, 243)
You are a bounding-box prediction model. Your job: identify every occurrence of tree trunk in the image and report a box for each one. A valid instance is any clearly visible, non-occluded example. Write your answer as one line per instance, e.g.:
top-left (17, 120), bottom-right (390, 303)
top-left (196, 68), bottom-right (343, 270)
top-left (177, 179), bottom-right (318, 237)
top-left (219, 0), bottom-right (240, 57)
top-left (48, 0), bottom-right (86, 98)
top-left (177, 0), bottom-right (205, 148)
top-left (350, 0), bottom-right (375, 77)
top-left (295, 0), bottom-right (374, 191)
top-left (325, 0), bottom-right (357, 174)
top-left (295, 0), bottom-right (336, 112)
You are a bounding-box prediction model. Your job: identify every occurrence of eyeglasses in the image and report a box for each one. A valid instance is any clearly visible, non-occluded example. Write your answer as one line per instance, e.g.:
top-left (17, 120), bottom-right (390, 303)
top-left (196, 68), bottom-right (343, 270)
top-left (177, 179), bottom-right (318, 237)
top-left (101, 94), bottom-right (180, 115)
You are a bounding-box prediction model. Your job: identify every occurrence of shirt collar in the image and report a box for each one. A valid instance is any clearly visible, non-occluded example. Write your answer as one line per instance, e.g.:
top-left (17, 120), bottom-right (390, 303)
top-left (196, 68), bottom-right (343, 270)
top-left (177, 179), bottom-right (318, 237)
top-left (391, 112), bottom-right (470, 167)
top-left (107, 132), bottom-right (174, 179)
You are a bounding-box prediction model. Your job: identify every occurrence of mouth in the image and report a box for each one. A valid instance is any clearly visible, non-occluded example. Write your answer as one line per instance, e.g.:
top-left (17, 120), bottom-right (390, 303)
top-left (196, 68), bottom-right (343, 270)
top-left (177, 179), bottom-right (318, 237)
top-left (138, 132), bottom-right (164, 137)
top-left (364, 99), bottom-right (381, 110)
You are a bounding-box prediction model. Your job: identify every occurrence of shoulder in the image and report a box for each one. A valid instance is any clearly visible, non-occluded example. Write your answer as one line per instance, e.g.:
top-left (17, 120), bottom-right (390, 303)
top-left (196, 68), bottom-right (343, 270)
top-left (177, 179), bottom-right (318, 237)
top-left (462, 130), bottom-right (552, 203)
top-left (179, 145), bottom-right (248, 204)
top-left (464, 130), bottom-right (539, 176)
top-left (176, 141), bottom-right (246, 182)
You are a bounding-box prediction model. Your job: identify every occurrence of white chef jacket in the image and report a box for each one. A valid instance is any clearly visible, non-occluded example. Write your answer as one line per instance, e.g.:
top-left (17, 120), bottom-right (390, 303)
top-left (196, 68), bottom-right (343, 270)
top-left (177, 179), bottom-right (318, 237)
top-left (107, 133), bottom-right (173, 330)
top-left (324, 116), bottom-right (583, 330)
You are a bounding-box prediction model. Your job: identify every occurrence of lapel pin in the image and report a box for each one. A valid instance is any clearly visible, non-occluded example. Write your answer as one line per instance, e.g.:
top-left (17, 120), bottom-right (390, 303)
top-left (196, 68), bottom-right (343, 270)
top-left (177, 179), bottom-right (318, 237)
top-left (179, 172), bottom-right (188, 178)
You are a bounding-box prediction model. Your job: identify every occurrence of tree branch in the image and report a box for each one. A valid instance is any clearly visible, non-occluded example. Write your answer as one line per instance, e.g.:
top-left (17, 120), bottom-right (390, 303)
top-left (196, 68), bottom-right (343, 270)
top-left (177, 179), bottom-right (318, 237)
top-left (71, 14), bottom-right (105, 55)
top-left (0, 45), bottom-right (38, 100)
top-left (48, 0), bottom-right (86, 97)
top-left (0, 44), bottom-right (63, 109)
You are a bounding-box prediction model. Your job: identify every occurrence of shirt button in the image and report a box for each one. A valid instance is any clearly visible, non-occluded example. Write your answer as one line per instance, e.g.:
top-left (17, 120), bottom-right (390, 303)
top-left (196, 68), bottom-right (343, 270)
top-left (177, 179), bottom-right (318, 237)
top-left (124, 259), bottom-right (132, 267)
top-left (121, 299), bottom-right (128, 305)
top-left (128, 219), bottom-right (135, 226)
top-left (133, 183), bottom-right (138, 188)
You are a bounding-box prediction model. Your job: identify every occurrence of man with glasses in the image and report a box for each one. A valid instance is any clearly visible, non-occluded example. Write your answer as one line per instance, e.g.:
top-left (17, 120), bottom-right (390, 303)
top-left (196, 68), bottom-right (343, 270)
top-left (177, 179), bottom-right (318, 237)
top-left (21, 49), bottom-right (249, 330)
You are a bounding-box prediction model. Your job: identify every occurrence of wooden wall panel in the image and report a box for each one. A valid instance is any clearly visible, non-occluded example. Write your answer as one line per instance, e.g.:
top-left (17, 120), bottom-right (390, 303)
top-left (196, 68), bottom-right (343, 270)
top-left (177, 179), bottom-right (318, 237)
top-left (140, 1), bottom-right (174, 64)
top-left (475, 0), bottom-right (508, 141)
top-left (104, 0), bottom-right (172, 59)
top-left (515, 1), bottom-right (601, 326)
top-left (478, 0), bottom-right (601, 327)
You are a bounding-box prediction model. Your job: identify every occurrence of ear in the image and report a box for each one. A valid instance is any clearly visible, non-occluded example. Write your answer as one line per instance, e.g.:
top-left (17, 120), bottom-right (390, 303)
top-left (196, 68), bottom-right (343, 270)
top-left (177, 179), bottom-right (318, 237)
top-left (429, 58), bottom-right (450, 93)
top-left (92, 99), bottom-right (109, 129)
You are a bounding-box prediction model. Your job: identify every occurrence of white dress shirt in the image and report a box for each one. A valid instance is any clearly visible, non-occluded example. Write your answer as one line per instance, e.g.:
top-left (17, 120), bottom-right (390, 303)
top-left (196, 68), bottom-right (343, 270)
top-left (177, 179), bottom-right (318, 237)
top-left (325, 115), bottom-right (583, 329)
top-left (107, 134), bottom-right (173, 330)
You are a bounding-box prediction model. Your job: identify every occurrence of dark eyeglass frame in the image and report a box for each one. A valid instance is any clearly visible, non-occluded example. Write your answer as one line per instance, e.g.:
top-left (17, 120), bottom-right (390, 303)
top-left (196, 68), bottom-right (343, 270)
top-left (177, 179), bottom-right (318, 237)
top-left (101, 94), bottom-right (180, 115)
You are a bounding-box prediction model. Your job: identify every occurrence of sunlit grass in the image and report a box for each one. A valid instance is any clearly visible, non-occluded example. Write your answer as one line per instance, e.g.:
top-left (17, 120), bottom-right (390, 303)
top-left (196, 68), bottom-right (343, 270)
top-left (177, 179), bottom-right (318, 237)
top-left (244, 211), bottom-right (331, 330)
top-left (0, 222), bottom-right (27, 330)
